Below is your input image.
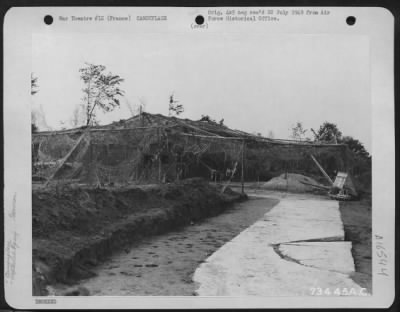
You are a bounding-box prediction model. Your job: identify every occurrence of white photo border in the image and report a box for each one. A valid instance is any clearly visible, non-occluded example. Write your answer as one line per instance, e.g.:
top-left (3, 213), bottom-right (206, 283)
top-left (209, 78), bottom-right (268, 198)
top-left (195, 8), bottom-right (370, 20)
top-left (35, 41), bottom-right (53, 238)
top-left (3, 6), bottom-right (395, 309)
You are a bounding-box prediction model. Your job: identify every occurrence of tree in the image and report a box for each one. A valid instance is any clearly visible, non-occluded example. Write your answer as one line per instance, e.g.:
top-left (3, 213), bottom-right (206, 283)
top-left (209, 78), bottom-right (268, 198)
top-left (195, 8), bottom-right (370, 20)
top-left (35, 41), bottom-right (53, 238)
top-left (312, 122), bottom-right (342, 143)
top-left (31, 123), bottom-right (38, 133)
top-left (168, 93), bottom-right (184, 116)
top-left (31, 73), bottom-right (39, 95)
top-left (341, 136), bottom-right (371, 188)
top-left (200, 115), bottom-right (216, 122)
top-left (79, 63), bottom-right (124, 126)
top-left (267, 130), bottom-right (275, 139)
top-left (290, 122), bottom-right (308, 141)
top-left (31, 73), bottom-right (39, 133)
top-left (341, 136), bottom-right (370, 159)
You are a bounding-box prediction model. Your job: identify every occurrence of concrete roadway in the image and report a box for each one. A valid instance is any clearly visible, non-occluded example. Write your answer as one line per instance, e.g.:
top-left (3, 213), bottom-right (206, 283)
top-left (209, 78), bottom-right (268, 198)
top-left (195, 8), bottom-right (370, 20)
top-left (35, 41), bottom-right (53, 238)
top-left (193, 193), bottom-right (367, 296)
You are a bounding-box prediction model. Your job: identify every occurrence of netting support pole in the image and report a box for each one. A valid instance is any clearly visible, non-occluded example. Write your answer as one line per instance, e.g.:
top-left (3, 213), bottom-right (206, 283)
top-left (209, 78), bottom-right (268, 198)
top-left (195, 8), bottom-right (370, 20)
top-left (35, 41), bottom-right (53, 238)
top-left (241, 140), bottom-right (245, 195)
top-left (158, 127), bottom-right (162, 184)
top-left (310, 154), bottom-right (334, 185)
top-left (158, 155), bottom-right (162, 183)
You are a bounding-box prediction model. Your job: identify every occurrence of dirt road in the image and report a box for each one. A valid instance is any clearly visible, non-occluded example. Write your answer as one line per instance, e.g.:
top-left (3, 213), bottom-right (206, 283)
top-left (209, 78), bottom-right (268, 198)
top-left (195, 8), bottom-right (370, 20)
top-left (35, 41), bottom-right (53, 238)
top-left (55, 197), bottom-right (279, 296)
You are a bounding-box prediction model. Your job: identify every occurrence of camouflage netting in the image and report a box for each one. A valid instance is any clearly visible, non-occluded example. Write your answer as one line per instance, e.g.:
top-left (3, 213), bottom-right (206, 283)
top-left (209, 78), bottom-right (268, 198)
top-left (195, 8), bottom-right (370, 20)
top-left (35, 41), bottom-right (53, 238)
top-left (245, 141), bottom-right (354, 181)
top-left (32, 113), bottom-right (354, 186)
top-left (32, 127), bottom-right (245, 185)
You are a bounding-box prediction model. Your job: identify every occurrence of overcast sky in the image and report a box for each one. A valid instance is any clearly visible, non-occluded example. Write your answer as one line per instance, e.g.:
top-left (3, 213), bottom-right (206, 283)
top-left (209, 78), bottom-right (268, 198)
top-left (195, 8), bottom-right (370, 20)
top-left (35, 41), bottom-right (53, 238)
top-left (32, 32), bottom-right (370, 151)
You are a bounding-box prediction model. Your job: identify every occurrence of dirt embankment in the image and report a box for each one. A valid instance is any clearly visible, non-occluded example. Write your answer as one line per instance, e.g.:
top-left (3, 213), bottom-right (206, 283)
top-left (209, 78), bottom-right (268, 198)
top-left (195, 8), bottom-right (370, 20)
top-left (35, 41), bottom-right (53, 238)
top-left (339, 197), bottom-right (372, 293)
top-left (32, 178), bottom-right (244, 296)
top-left (260, 173), bottom-right (327, 194)
top-left (55, 197), bottom-right (279, 296)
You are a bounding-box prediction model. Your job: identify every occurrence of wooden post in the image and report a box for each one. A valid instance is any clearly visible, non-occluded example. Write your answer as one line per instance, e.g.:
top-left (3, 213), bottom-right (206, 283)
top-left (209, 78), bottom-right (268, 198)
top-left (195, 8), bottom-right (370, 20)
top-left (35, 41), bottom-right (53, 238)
top-left (158, 153), bottom-right (162, 183)
top-left (221, 161), bottom-right (238, 194)
top-left (157, 127), bottom-right (161, 183)
top-left (241, 140), bottom-right (245, 195)
top-left (286, 169), bottom-right (289, 193)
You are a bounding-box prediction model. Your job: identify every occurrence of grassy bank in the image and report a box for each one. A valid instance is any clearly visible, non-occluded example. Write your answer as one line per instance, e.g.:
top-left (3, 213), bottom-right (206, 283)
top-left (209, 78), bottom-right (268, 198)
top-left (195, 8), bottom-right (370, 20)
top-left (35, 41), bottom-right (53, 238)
top-left (339, 197), bottom-right (372, 293)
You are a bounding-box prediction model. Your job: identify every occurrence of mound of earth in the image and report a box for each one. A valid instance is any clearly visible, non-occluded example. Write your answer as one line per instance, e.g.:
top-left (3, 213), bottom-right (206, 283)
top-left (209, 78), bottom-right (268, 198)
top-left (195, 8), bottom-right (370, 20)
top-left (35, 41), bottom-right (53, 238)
top-left (262, 173), bottom-right (327, 194)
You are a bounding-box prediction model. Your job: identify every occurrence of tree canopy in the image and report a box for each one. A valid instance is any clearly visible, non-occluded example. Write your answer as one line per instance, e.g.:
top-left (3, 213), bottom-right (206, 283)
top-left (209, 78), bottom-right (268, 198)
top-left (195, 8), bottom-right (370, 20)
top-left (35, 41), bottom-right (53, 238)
top-left (79, 63), bottom-right (124, 126)
top-left (199, 115), bottom-right (216, 123)
top-left (312, 122), bottom-right (342, 143)
top-left (341, 136), bottom-right (370, 158)
top-left (31, 73), bottom-right (39, 133)
top-left (311, 121), bottom-right (370, 159)
top-left (168, 93), bottom-right (184, 116)
top-left (31, 73), bottom-right (39, 95)
top-left (290, 122), bottom-right (308, 141)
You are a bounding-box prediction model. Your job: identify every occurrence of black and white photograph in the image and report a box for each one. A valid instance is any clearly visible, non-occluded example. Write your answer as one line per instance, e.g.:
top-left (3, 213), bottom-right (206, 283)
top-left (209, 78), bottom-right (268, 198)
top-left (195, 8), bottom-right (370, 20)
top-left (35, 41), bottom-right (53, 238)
top-left (3, 6), bottom-right (395, 309)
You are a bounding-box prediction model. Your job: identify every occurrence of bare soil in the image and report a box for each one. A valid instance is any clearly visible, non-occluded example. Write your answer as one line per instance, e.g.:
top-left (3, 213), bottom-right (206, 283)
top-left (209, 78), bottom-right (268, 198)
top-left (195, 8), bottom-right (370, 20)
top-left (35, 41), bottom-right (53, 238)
top-left (339, 197), bottom-right (372, 293)
top-left (32, 178), bottom-right (244, 295)
top-left (52, 197), bottom-right (279, 296)
top-left (260, 173), bottom-right (327, 194)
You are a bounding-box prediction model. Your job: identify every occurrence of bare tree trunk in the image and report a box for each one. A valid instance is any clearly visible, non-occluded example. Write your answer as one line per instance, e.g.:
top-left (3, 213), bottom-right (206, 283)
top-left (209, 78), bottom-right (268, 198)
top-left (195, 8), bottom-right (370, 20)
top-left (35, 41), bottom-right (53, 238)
top-left (86, 80), bottom-right (92, 126)
top-left (87, 100), bottom-right (98, 126)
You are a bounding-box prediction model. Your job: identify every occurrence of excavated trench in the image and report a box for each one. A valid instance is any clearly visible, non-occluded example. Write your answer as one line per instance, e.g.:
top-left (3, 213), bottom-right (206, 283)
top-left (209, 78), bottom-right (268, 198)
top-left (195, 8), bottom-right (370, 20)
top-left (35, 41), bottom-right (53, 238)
top-left (33, 179), bottom-right (246, 295)
top-left (48, 197), bottom-right (279, 296)
top-left (33, 179), bottom-right (281, 296)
